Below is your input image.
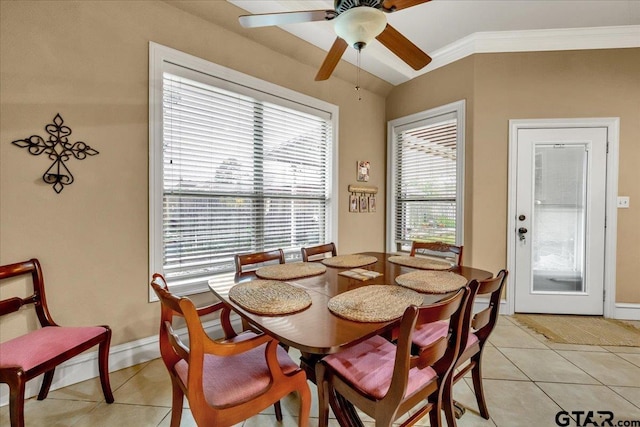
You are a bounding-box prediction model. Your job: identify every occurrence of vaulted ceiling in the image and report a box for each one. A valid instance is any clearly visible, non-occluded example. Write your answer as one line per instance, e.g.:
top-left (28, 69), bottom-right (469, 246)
top-left (228, 0), bottom-right (640, 85)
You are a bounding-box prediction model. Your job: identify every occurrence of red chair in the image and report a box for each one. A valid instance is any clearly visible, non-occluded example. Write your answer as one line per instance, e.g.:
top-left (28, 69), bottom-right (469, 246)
top-left (0, 259), bottom-right (113, 427)
top-left (412, 270), bottom-right (508, 424)
top-left (315, 284), bottom-right (473, 427)
top-left (300, 243), bottom-right (336, 262)
top-left (150, 274), bottom-right (311, 427)
top-left (410, 241), bottom-right (463, 266)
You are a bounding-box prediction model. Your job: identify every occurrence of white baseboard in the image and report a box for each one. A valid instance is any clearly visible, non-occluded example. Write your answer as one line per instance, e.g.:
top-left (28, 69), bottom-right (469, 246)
top-left (0, 317), bottom-right (241, 407)
top-left (613, 303), bottom-right (640, 320)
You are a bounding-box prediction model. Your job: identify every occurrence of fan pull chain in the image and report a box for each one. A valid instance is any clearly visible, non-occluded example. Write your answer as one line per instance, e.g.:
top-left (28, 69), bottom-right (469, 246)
top-left (355, 48), bottom-right (362, 101)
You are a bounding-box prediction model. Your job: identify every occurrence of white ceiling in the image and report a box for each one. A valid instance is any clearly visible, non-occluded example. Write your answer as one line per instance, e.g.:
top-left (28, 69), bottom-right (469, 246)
top-left (228, 0), bottom-right (640, 85)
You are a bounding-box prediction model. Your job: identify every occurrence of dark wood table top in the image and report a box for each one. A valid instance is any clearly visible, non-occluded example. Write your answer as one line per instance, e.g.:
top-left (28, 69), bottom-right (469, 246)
top-left (209, 252), bottom-right (493, 355)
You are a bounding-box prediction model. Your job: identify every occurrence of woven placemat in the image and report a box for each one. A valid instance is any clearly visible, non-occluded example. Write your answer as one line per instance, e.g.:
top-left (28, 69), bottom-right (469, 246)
top-left (256, 262), bottom-right (326, 280)
top-left (328, 285), bottom-right (424, 322)
top-left (322, 254), bottom-right (378, 268)
top-left (395, 270), bottom-right (467, 294)
top-left (229, 280), bottom-right (312, 315)
top-left (388, 255), bottom-right (452, 270)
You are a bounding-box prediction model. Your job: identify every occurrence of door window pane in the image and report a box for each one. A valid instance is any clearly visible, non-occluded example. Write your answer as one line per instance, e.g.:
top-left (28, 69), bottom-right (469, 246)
top-left (532, 145), bottom-right (587, 293)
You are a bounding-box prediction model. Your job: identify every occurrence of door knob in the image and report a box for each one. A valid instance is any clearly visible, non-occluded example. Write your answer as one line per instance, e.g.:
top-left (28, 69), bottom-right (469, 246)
top-left (518, 227), bottom-right (528, 241)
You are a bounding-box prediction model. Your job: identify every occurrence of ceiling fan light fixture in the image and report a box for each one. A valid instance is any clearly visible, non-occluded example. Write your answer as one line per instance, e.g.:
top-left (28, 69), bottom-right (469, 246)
top-left (333, 7), bottom-right (387, 50)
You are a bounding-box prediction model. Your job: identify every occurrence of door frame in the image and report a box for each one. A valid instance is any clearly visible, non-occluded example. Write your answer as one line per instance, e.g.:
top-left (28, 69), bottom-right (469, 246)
top-left (506, 118), bottom-right (620, 317)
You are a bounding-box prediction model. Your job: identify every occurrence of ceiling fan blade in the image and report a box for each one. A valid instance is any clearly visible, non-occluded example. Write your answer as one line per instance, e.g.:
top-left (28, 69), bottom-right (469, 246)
top-left (382, 0), bottom-right (431, 12)
top-left (376, 24), bottom-right (432, 70)
top-left (315, 37), bottom-right (348, 81)
top-left (239, 10), bottom-right (335, 28)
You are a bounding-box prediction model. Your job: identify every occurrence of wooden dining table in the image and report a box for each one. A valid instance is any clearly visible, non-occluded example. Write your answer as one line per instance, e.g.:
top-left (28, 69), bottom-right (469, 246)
top-left (208, 252), bottom-right (493, 422)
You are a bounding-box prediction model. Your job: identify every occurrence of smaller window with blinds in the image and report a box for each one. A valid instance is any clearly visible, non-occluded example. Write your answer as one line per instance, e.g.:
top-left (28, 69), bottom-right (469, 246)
top-left (387, 101), bottom-right (465, 253)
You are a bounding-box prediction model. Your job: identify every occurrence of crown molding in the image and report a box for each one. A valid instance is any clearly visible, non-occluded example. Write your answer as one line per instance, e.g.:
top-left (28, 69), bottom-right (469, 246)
top-left (416, 25), bottom-right (640, 78)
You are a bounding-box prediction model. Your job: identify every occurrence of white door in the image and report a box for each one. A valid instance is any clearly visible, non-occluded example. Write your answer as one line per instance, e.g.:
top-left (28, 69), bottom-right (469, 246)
top-left (514, 127), bottom-right (607, 315)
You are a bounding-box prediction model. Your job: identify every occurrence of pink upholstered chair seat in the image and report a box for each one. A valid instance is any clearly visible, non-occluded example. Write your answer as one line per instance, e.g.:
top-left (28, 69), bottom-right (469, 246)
top-left (412, 320), bottom-right (479, 350)
top-left (322, 335), bottom-right (437, 400)
top-left (0, 326), bottom-right (107, 371)
top-left (175, 340), bottom-right (299, 407)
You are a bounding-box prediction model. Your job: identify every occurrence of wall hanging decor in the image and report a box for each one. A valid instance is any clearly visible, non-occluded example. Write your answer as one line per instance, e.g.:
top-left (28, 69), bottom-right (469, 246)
top-left (357, 160), bottom-right (370, 182)
top-left (348, 184), bottom-right (377, 214)
top-left (11, 114), bottom-right (99, 193)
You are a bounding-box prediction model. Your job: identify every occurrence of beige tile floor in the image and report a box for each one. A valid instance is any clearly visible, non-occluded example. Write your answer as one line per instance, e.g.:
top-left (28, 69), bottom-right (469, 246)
top-left (2, 315), bottom-right (639, 427)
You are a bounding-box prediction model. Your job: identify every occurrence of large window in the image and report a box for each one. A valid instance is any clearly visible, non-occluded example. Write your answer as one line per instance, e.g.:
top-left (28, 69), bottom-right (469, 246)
top-left (150, 43), bottom-right (338, 295)
top-left (387, 100), bottom-right (465, 253)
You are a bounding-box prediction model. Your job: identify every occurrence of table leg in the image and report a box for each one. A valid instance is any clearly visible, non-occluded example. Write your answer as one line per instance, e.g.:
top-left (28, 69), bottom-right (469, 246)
top-left (333, 391), bottom-right (364, 427)
top-left (300, 352), bottom-right (321, 383)
top-left (454, 400), bottom-right (466, 418)
top-left (301, 352), bottom-right (364, 427)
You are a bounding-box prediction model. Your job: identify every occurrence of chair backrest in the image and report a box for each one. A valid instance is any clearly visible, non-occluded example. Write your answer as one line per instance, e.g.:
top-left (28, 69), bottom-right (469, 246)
top-left (301, 243), bottom-right (336, 262)
top-left (150, 274), bottom-right (207, 374)
top-left (471, 269), bottom-right (508, 342)
top-left (234, 249), bottom-right (285, 275)
top-left (0, 258), bottom-right (57, 328)
top-left (409, 241), bottom-right (463, 266)
top-left (150, 274), bottom-right (245, 363)
top-left (386, 284), bottom-right (473, 405)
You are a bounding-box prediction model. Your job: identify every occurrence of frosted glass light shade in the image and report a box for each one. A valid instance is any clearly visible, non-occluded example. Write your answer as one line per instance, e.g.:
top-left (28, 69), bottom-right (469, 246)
top-left (333, 7), bottom-right (387, 49)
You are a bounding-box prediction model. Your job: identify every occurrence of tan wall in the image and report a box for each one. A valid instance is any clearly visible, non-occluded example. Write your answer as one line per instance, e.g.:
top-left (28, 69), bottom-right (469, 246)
top-left (387, 48), bottom-right (640, 303)
top-left (0, 0), bottom-right (389, 344)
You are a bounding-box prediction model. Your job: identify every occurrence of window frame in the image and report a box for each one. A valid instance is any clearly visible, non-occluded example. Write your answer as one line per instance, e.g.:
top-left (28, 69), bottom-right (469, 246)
top-left (386, 100), bottom-right (465, 253)
top-left (149, 42), bottom-right (339, 299)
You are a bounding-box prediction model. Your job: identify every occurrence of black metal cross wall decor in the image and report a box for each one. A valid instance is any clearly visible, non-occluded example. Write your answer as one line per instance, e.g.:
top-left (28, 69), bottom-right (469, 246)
top-left (12, 114), bottom-right (99, 193)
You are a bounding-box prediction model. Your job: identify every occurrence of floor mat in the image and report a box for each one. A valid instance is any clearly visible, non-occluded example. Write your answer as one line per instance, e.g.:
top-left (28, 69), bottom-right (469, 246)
top-left (513, 314), bottom-right (640, 347)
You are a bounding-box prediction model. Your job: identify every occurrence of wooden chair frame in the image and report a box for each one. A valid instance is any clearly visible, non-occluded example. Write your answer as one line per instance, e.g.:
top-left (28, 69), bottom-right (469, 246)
top-left (234, 247), bottom-right (290, 360)
top-left (150, 274), bottom-right (311, 427)
top-left (234, 249), bottom-right (285, 274)
top-left (316, 284), bottom-right (474, 427)
top-left (0, 259), bottom-right (113, 427)
top-left (445, 269), bottom-right (508, 423)
top-left (301, 243), bottom-right (336, 262)
top-left (410, 241), bottom-right (464, 266)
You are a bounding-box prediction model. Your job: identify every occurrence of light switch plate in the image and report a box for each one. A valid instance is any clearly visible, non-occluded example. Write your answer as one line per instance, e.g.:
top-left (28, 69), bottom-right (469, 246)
top-left (617, 196), bottom-right (630, 208)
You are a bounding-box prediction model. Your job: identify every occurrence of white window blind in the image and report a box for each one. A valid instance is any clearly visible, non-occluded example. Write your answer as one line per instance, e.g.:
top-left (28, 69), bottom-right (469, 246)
top-left (388, 101), bottom-right (464, 253)
top-left (161, 72), bottom-right (332, 289)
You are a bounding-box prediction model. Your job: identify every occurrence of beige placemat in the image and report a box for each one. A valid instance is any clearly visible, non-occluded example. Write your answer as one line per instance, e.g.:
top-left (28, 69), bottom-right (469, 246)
top-left (256, 262), bottom-right (326, 280)
top-left (388, 255), bottom-right (452, 270)
top-left (395, 270), bottom-right (467, 294)
top-left (328, 285), bottom-right (424, 322)
top-left (322, 254), bottom-right (378, 268)
top-left (514, 314), bottom-right (640, 347)
top-left (229, 280), bottom-right (312, 315)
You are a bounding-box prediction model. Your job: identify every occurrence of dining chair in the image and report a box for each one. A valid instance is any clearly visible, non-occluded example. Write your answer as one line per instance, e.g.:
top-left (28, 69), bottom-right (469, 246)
top-left (315, 284), bottom-right (473, 427)
top-left (411, 269), bottom-right (508, 423)
top-left (150, 273), bottom-right (311, 427)
top-left (300, 242), bottom-right (336, 262)
top-left (234, 248), bottom-right (285, 274)
top-left (410, 241), bottom-right (464, 266)
top-left (0, 258), bottom-right (114, 427)
top-left (234, 248), bottom-right (290, 356)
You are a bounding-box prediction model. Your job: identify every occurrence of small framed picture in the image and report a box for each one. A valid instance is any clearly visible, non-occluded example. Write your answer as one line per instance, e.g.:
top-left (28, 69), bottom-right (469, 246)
top-left (357, 161), bottom-right (370, 182)
top-left (349, 194), bottom-right (359, 212)
top-left (359, 195), bottom-right (368, 212)
top-left (368, 195), bottom-right (376, 212)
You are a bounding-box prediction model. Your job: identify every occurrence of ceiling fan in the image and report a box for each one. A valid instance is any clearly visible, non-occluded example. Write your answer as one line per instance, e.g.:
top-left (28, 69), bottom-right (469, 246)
top-left (239, 0), bottom-right (433, 81)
